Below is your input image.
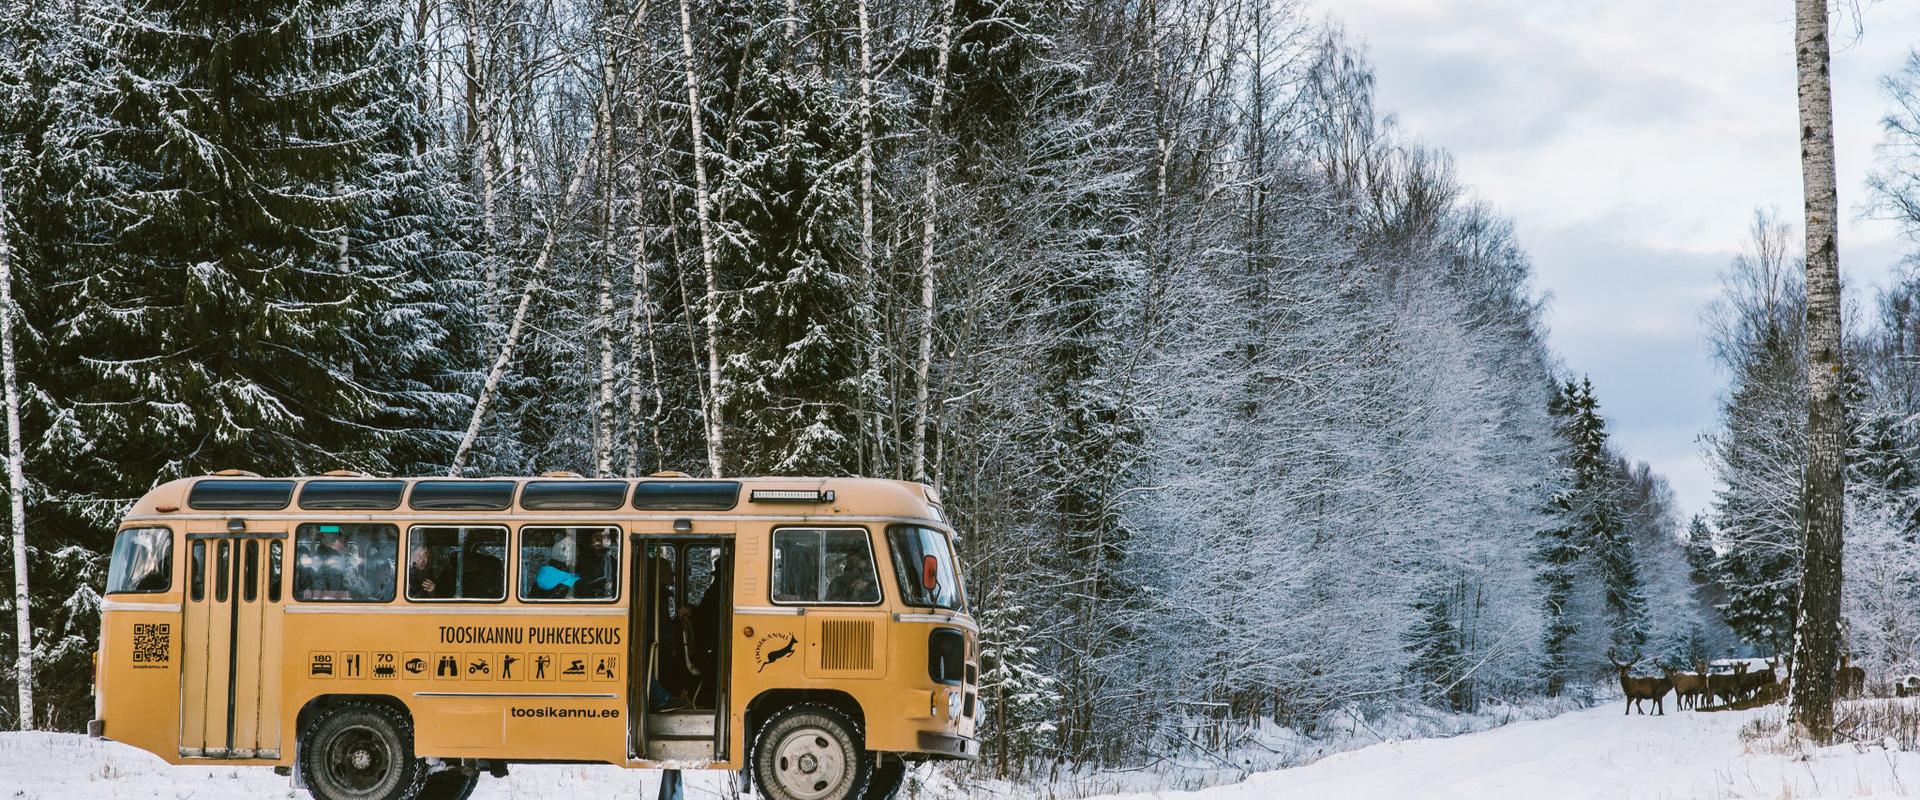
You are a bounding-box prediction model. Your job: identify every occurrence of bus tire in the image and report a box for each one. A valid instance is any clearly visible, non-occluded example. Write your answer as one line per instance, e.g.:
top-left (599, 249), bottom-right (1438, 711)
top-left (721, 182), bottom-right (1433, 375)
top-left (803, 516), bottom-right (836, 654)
top-left (864, 752), bottom-right (906, 800)
top-left (298, 701), bottom-right (426, 800)
top-left (752, 703), bottom-right (873, 800)
top-left (417, 766), bottom-right (480, 800)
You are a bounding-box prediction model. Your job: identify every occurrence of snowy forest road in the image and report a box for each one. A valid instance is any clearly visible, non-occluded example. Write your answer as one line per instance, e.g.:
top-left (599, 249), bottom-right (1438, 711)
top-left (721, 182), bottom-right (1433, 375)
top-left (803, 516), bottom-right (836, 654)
top-left (1087, 702), bottom-right (1920, 800)
top-left (8, 702), bottom-right (1920, 799)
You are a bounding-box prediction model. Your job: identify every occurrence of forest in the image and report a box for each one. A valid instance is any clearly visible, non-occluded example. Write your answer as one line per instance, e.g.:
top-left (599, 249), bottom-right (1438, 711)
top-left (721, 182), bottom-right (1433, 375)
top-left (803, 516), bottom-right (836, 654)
top-left (3, 0), bottom-right (1919, 785)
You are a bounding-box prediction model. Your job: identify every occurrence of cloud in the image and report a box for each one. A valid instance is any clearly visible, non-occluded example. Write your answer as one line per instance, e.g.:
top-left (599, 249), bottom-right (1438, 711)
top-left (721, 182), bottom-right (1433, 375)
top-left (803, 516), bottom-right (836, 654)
top-left (1331, 0), bottom-right (1920, 516)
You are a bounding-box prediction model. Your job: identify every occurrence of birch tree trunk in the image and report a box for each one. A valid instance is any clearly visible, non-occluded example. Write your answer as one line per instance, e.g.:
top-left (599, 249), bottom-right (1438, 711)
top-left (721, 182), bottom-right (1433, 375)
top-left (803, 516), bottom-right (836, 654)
top-left (628, 105), bottom-right (667, 477)
top-left (910, 0), bottom-right (957, 483)
top-left (595, 63), bottom-right (619, 479)
top-left (679, 0), bottom-right (727, 478)
top-left (449, 118), bottom-right (604, 475)
top-left (856, 0), bottom-right (879, 476)
top-left (0, 170), bottom-right (31, 731)
top-left (1789, 0), bottom-right (1846, 745)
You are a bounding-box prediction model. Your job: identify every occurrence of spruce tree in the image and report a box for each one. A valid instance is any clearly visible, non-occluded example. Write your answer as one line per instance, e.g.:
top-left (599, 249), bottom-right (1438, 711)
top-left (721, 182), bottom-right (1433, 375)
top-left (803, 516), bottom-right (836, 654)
top-left (50, 0), bottom-right (466, 494)
top-left (1536, 380), bottom-right (1582, 694)
top-left (1567, 379), bottom-right (1648, 655)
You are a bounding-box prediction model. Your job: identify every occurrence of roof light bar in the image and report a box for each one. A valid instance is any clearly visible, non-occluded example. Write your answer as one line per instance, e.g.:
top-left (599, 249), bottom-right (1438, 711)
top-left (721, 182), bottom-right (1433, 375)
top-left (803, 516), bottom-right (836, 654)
top-left (750, 488), bottom-right (834, 504)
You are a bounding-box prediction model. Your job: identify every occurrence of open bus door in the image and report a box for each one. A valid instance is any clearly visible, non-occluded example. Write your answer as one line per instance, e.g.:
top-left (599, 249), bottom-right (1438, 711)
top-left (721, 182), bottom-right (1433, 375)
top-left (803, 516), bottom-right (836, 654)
top-left (629, 528), bottom-right (735, 765)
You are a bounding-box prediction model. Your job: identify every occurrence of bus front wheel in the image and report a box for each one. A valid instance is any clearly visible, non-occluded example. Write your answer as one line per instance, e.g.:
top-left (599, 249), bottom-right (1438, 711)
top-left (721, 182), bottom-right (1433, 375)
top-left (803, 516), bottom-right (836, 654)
top-left (865, 752), bottom-right (906, 800)
top-left (752, 704), bottom-right (874, 800)
top-left (417, 766), bottom-right (480, 800)
top-left (298, 701), bottom-right (426, 800)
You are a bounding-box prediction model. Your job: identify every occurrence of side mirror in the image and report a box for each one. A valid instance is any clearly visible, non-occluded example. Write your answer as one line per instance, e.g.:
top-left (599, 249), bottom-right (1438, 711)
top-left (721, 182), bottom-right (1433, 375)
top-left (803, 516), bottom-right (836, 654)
top-left (921, 555), bottom-right (940, 590)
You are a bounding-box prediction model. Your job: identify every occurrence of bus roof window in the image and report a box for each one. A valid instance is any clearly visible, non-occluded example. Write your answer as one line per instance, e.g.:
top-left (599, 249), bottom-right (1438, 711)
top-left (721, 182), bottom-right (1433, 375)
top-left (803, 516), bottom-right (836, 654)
top-left (187, 479), bottom-right (295, 510)
top-left (408, 480), bottom-right (517, 511)
top-left (521, 480), bottom-right (628, 510)
top-left (298, 480), bottom-right (406, 510)
top-left (631, 480), bottom-right (739, 510)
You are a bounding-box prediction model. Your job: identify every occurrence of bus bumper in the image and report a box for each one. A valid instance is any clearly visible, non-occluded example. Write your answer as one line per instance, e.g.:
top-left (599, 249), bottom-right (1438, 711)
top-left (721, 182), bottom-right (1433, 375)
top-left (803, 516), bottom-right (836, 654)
top-left (87, 719), bottom-right (106, 740)
top-left (916, 732), bottom-right (979, 760)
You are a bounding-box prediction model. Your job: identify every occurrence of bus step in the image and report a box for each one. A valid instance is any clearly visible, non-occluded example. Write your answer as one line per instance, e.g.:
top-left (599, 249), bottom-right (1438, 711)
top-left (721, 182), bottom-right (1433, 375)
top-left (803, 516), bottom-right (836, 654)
top-left (646, 712), bottom-right (717, 738)
top-left (646, 739), bottom-right (714, 762)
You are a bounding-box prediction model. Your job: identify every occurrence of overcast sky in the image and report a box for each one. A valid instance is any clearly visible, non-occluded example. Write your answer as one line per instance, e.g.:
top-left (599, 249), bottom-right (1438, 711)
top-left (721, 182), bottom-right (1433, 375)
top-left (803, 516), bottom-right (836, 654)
top-left (1334, 0), bottom-right (1920, 520)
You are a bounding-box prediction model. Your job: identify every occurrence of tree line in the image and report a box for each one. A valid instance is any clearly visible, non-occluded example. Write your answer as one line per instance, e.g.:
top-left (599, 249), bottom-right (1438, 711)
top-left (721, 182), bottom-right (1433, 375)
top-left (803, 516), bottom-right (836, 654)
top-left (0, 0), bottom-right (1712, 774)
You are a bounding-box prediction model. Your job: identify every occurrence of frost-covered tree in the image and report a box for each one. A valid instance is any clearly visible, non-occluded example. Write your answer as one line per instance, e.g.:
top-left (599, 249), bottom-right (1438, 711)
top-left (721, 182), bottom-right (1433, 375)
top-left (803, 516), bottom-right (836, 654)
top-left (51, 0), bottom-right (467, 487)
top-left (1704, 210), bottom-right (1808, 658)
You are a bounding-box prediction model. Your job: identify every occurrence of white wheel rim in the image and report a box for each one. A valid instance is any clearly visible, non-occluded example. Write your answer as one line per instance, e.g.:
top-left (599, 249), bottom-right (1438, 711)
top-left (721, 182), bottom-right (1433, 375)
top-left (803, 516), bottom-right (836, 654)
top-left (772, 724), bottom-right (849, 800)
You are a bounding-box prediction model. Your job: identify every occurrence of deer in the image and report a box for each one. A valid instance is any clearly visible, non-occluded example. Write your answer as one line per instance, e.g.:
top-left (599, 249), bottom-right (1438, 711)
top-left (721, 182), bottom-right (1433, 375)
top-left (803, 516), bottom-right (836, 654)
top-left (1611, 656), bottom-right (1672, 715)
top-left (1893, 674), bottom-right (1920, 698)
top-left (1713, 661), bottom-right (1750, 707)
top-left (1837, 653), bottom-right (1865, 699)
top-left (1740, 659), bottom-right (1780, 703)
top-left (1662, 663), bottom-right (1708, 711)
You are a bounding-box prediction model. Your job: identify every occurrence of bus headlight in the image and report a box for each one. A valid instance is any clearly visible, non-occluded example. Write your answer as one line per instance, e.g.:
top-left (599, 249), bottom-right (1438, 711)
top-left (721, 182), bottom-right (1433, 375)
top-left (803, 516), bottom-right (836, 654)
top-left (947, 690), bottom-right (963, 720)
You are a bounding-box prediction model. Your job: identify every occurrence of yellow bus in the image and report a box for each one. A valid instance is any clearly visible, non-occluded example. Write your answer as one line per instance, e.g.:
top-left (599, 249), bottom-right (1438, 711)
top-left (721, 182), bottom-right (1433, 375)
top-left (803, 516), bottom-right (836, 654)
top-left (89, 471), bottom-right (978, 800)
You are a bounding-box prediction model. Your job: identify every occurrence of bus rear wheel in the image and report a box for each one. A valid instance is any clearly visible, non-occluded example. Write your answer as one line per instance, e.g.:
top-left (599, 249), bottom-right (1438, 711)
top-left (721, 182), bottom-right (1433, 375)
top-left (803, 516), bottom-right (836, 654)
top-left (299, 701), bottom-right (426, 800)
top-left (752, 704), bottom-right (873, 800)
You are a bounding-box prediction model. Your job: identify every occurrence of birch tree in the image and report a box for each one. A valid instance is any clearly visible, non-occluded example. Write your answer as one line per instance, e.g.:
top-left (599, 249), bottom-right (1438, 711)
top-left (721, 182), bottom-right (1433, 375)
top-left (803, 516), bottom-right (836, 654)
top-left (450, 118), bottom-right (605, 475)
top-left (910, 0), bottom-right (957, 483)
top-left (1790, 0), bottom-right (1846, 744)
top-left (677, 0), bottom-right (727, 477)
top-left (0, 167), bottom-right (29, 731)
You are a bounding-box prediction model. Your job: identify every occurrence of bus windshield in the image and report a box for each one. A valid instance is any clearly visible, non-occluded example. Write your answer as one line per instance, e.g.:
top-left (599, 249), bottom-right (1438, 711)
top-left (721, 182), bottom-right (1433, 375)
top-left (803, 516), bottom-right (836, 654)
top-left (887, 525), bottom-right (964, 611)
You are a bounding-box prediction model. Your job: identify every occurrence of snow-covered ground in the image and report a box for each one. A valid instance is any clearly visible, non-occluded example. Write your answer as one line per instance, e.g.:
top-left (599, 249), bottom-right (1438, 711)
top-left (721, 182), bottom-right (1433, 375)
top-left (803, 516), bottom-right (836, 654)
top-left (1084, 702), bottom-right (1920, 800)
top-left (6, 702), bottom-right (1920, 799)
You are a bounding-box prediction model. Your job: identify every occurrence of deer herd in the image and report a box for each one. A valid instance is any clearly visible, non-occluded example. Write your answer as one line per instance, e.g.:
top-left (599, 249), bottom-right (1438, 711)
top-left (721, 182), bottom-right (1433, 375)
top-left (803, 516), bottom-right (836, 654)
top-left (1608, 656), bottom-right (1782, 715)
top-left (1607, 654), bottom-right (1918, 715)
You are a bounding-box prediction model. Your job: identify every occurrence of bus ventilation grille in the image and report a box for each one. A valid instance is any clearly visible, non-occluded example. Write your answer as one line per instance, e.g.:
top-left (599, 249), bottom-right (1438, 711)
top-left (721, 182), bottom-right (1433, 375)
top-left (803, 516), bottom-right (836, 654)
top-left (819, 620), bottom-right (875, 671)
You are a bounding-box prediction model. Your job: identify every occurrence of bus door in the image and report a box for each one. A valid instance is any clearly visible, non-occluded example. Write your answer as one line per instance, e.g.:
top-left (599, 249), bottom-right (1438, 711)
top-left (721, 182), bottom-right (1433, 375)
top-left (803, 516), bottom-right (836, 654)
top-left (628, 528), bottom-right (734, 763)
top-left (179, 528), bottom-right (287, 759)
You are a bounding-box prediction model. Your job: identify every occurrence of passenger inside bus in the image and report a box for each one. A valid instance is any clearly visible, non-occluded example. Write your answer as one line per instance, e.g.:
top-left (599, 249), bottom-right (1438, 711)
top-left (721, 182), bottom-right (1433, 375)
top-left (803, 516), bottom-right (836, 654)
top-left (405, 527), bottom-right (505, 600)
top-left (521, 527), bottom-right (618, 600)
top-left (460, 538), bottom-right (504, 598)
top-left (649, 555), bottom-right (690, 711)
top-left (407, 540), bottom-right (454, 598)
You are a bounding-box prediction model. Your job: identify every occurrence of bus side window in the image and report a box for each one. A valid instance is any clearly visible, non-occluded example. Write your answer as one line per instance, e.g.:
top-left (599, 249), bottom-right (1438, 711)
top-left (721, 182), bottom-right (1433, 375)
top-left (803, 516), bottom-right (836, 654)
top-left (519, 526), bottom-right (619, 601)
top-left (771, 528), bottom-right (878, 605)
top-left (408, 526), bottom-right (507, 601)
top-left (293, 524), bottom-right (399, 602)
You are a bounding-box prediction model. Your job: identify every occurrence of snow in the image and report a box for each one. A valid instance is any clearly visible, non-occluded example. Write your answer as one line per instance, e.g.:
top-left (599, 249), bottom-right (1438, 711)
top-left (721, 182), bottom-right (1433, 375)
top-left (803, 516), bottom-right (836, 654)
top-left (1080, 702), bottom-right (1920, 800)
top-left (0, 731), bottom-right (738, 799)
top-left (11, 702), bottom-right (1920, 799)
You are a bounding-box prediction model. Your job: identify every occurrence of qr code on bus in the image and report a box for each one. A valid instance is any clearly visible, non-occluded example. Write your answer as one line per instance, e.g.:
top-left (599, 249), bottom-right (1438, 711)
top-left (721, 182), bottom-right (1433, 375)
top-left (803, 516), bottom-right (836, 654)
top-left (132, 623), bottom-right (169, 665)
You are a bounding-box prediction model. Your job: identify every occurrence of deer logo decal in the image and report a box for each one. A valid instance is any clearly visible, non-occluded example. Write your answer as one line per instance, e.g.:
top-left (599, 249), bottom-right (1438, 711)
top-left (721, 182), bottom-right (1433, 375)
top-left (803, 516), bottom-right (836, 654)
top-left (755, 633), bottom-right (798, 673)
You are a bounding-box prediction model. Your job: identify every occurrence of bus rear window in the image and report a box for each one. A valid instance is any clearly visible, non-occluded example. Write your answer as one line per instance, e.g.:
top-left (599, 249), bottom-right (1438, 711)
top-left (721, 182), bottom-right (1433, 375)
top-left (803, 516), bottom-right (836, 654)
top-left (105, 527), bottom-right (173, 594)
top-left (887, 526), bottom-right (963, 611)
